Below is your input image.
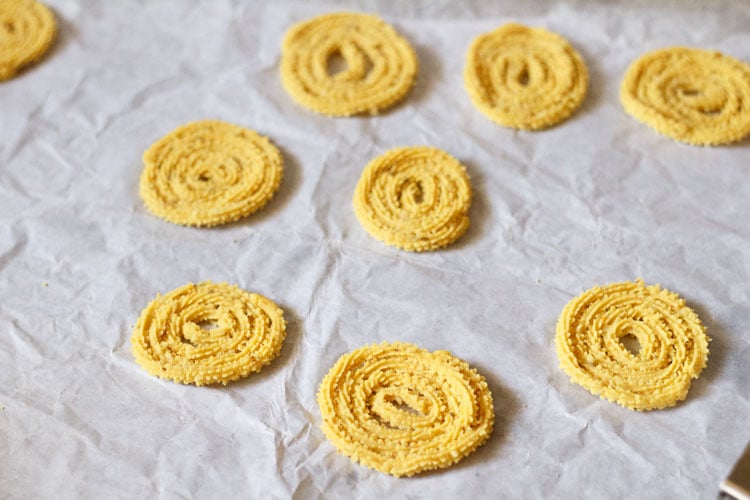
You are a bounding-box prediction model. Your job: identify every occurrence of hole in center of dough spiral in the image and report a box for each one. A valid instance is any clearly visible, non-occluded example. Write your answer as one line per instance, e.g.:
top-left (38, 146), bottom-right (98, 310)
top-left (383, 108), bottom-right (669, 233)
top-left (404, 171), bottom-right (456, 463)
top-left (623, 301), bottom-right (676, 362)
top-left (389, 397), bottom-right (423, 416)
top-left (182, 318), bottom-right (221, 346)
top-left (196, 320), bottom-right (219, 331)
top-left (412, 183), bottom-right (424, 204)
top-left (619, 333), bottom-right (641, 356)
top-left (403, 180), bottom-right (424, 205)
top-left (327, 48), bottom-right (373, 79)
top-left (327, 50), bottom-right (348, 76)
top-left (518, 67), bottom-right (530, 86)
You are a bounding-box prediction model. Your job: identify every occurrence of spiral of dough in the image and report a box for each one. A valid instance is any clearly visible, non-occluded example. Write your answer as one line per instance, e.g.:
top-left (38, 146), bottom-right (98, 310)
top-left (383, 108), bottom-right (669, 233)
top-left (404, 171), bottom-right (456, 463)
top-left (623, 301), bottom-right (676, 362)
top-left (555, 280), bottom-right (709, 411)
top-left (317, 342), bottom-right (494, 477)
top-left (464, 23), bottom-right (588, 130)
top-left (353, 146), bottom-right (472, 251)
top-left (280, 12), bottom-right (418, 116)
top-left (0, 0), bottom-right (56, 81)
top-left (620, 47), bottom-right (750, 145)
top-left (131, 281), bottom-right (286, 386)
top-left (139, 120), bottom-right (283, 227)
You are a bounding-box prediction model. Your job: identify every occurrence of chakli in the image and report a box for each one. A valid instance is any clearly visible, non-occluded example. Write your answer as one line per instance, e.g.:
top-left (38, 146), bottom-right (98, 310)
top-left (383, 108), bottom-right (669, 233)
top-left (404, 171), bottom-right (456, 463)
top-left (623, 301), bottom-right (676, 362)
top-left (0, 0), bottom-right (56, 81)
top-left (132, 281), bottom-right (286, 385)
top-left (464, 23), bottom-right (588, 130)
top-left (555, 280), bottom-right (709, 411)
top-left (318, 342), bottom-right (494, 477)
top-left (353, 146), bottom-right (472, 251)
top-left (621, 47), bottom-right (750, 146)
top-left (139, 120), bottom-right (283, 227)
top-left (281, 12), bottom-right (417, 116)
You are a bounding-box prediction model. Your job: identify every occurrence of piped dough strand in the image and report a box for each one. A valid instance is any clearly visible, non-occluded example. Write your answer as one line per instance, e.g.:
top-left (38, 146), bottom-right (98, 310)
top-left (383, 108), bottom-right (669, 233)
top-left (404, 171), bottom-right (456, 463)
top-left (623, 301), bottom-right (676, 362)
top-left (353, 146), bottom-right (472, 251)
top-left (131, 281), bottom-right (286, 386)
top-left (620, 47), bottom-right (750, 145)
top-left (555, 280), bottom-right (709, 411)
top-left (464, 23), bottom-right (588, 130)
top-left (139, 120), bottom-right (283, 227)
top-left (0, 0), bottom-right (56, 81)
top-left (318, 342), bottom-right (494, 477)
top-left (281, 12), bottom-right (418, 116)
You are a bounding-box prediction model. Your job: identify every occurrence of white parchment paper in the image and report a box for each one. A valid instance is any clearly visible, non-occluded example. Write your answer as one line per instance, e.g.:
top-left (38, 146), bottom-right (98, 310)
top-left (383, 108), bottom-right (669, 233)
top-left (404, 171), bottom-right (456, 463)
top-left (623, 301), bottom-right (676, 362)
top-left (1, 0), bottom-right (749, 498)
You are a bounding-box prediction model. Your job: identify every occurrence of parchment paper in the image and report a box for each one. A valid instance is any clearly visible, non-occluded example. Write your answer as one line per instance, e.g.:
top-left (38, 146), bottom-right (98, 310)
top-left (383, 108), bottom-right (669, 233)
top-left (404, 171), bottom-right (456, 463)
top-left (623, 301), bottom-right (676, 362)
top-left (1, 0), bottom-right (749, 498)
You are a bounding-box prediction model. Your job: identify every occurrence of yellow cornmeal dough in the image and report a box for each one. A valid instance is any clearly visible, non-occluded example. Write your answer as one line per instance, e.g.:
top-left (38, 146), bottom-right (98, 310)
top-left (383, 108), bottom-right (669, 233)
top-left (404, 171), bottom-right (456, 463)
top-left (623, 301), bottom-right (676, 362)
top-left (140, 120), bottom-right (283, 227)
top-left (0, 0), bottom-right (56, 81)
top-left (464, 23), bottom-right (588, 130)
top-left (317, 342), bottom-right (494, 477)
top-left (621, 47), bottom-right (750, 146)
top-left (555, 280), bottom-right (710, 411)
top-left (131, 281), bottom-right (286, 386)
top-left (353, 146), bottom-right (472, 251)
top-left (280, 12), bottom-right (418, 116)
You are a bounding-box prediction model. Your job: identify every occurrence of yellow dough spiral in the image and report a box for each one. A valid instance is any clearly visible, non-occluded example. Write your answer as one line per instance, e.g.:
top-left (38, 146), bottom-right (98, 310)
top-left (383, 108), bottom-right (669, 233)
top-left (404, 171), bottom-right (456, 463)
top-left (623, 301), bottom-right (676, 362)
top-left (353, 146), bottom-right (472, 251)
top-left (317, 342), bottom-right (494, 477)
top-left (280, 12), bottom-right (418, 116)
top-left (464, 23), bottom-right (588, 130)
top-left (0, 0), bottom-right (56, 81)
top-left (139, 120), bottom-right (283, 227)
top-left (620, 47), bottom-right (750, 146)
top-left (131, 281), bottom-right (286, 386)
top-left (555, 280), bottom-right (710, 411)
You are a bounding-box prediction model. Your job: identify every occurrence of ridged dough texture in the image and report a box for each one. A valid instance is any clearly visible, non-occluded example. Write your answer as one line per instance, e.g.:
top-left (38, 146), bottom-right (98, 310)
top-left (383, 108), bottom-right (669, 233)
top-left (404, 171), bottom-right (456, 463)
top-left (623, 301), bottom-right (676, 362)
top-left (555, 280), bottom-right (710, 411)
top-left (131, 281), bottom-right (286, 386)
top-left (280, 12), bottom-right (418, 116)
top-left (353, 146), bottom-right (472, 251)
top-left (0, 0), bottom-right (56, 81)
top-left (139, 120), bottom-right (283, 227)
top-left (621, 47), bottom-right (750, 146)
top-left (464, 23), bottom-right (588, 130)
top-left (317, 342), bottom-right (494, 477)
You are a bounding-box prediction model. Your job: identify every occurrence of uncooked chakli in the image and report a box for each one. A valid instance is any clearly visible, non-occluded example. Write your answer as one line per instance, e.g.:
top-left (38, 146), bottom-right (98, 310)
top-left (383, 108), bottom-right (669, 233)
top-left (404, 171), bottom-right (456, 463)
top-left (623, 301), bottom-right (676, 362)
top-left (280, 12), bottom-right (418, 116)
top-left (555, 280), bottom-right (709, 411)
top-left (621, 47), bottom-right (750, 146)
top-left (353, 146), bottom-right (472, 251)
top-left (318, 342), bottom-right (495, 477)
top-left (139, 120), bottom-right (283, 227)
top-left (131, 281), bottom-right (286, 386)
top-left (0, 0), bottom-right (56, 81)
top-left (464, 23), bottom-right (588, 130)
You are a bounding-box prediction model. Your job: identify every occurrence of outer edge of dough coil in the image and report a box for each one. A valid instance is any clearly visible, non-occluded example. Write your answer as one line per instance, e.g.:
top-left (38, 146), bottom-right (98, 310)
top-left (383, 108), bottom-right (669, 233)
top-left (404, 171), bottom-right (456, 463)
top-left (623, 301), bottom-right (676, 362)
top-left (0, 0), bottom-right (57, 81)
top-left (139, 120), bottom-right (284, 227)
top-left (131, 281), bottom-right (287, 386)
top-left (620, 46), bottom-right (750, 146)
top-left (317, 341), bottom-right (495, 477)
top-left (353, 146), bottom-right (472, 252)
top-left (280, 12), bottom-right (418, 116)
top-left (555, 279), bottom-right (710, 411)
top-left (463, 22), bottom-right (588, 130)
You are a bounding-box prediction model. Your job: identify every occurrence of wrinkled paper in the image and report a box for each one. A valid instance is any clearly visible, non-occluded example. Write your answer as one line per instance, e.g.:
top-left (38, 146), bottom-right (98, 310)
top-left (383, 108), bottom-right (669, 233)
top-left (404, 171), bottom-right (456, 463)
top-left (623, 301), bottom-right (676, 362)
top-left (1, 0), bottom-right (749, 498)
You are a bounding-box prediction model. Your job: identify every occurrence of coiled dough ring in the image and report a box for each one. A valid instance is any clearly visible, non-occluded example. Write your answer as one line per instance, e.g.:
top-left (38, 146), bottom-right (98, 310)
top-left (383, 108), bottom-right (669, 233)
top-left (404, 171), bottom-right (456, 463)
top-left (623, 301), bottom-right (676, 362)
top-left (280, 12), bottom-right (418, 116)
top-left (131, 281), bottom-right (286, 386)
top-left (0, 0), bottom-right (56, 81)
top-left (621, 47), bottom-right (750, 146)
top-left (139, 120), bottom-right (283, 227)
top-left (353, 146), bottom-right (472, 251)
top-left (464, 23), bottom-right (588, 130)
top-left (555, 280), bottom-right (710, 411)
top-left (317, 342), bottom-right (494, 477)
